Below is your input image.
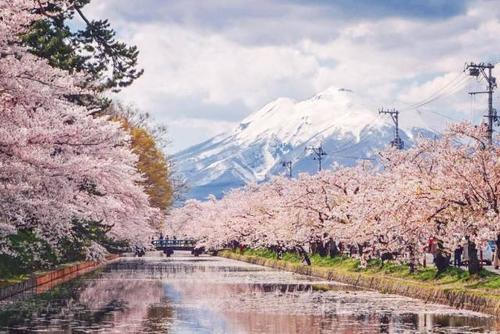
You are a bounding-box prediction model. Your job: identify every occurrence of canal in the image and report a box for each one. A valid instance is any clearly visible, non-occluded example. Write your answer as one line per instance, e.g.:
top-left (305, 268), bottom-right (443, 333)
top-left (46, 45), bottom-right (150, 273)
top-left (0, 252), bottom-right (498, 333)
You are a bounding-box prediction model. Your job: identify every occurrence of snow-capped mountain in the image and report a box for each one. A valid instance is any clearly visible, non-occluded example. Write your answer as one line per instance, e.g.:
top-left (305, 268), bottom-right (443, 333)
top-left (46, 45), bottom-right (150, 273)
top-left (175, 87), bottom-right (434, 200)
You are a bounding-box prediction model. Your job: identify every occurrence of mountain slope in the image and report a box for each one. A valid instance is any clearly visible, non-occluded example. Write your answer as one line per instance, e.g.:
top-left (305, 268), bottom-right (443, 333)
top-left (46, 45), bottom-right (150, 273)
top-left (175, 87), bottom-right (433, 200)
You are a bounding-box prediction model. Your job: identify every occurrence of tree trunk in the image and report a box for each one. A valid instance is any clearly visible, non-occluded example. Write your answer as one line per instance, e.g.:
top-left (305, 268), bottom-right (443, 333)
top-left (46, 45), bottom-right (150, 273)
top-left (328, 240), bottom-right (339, 258)
top-left (296, 246), bottom-right (311, 266)
top-left (317, 242), bottom-right (327, 257)
top-left (467, 242), bottom-right (481, 275)
top-left (434, 251), bottom-right (450, 273)
top-left (408, 245), bottom-right (416, 273)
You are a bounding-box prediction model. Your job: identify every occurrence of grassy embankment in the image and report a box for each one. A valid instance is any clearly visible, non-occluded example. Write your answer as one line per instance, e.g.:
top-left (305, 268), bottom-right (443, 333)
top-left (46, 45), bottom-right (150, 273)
top-left (229, 248), bottom-right (500, 292)
top-left (0, 275), bottom-right (30, 288)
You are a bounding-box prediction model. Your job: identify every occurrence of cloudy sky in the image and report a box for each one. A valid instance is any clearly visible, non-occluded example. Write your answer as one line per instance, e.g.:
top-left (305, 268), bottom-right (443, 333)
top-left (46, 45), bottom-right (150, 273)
top-left (84, 0), bottom-right (500, 153)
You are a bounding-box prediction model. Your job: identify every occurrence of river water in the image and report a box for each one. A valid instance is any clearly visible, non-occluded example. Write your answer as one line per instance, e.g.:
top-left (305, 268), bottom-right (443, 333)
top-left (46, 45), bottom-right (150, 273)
top-left (0, 252), bottom-right (498, 333)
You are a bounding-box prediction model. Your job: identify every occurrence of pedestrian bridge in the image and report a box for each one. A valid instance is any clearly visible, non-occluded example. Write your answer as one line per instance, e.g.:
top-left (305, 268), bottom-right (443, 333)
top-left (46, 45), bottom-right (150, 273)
top-left (152, 239), bottom-right (196, 251)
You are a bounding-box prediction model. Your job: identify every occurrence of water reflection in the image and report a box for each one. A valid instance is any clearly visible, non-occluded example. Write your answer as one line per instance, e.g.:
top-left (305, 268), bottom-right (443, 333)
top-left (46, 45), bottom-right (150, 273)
top-left (0, 253), bottom-right (498, 333)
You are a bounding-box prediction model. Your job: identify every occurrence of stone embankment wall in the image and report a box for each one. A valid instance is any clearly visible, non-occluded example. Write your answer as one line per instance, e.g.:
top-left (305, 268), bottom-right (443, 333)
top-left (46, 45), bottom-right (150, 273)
top-left (221, 251), bottom-right (500, 318)
top-left (0, 255), bottom-right (119, 300)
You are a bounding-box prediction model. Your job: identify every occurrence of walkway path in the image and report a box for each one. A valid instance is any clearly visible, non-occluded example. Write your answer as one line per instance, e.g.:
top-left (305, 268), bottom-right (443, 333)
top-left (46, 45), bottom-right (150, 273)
top-left (484, 265), bottom-right (500, 275)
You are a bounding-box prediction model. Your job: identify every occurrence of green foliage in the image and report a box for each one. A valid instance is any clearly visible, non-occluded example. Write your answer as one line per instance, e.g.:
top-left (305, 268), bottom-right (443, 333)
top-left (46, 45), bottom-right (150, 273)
top-left (242, 248), bottom-right (301, 263)
top-left (236, 248), bottom-right (500, 292)
top-left (309, 254), bottom-right (361, 271)
top-left (242, 248), bottom-right (277, 259)
top-left (475, 277), bottom-right (500, 289)
top-left (0, 222), bottom-right (128, 279)
top-left (23, 0), bottom-right (143, 95)
top-left (58, 219), bottom-right (129, 263)
top-left (282, 252), bottom-right (302, 263)
top-left (0, 1), bottom-right (142, 280)
top-left (466, 270), bottom-right (500, 290)
top-left (0, 230), bottom-right (57, 279)
top-left (23, 19), bottom-right (80, 71)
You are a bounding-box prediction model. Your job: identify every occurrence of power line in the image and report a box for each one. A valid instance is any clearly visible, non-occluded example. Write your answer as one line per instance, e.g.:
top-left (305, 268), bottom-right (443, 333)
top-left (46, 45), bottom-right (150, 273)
top-left (416, 108), bottom-right (460, 122)
top-left (390, 71), bottom-right (475, 135)
top-left (401, 74), bottom-right (470, 111)
top-left (403, 72), bottom-right (466, 109)
top-left (465, 62), bottom-right (498, 145)
top-left (325, 113), bottom-right (384, 155)
top-left (415, 111), bottom-right (443, 137)
top-left (302, 66), bottom-right (488, 167)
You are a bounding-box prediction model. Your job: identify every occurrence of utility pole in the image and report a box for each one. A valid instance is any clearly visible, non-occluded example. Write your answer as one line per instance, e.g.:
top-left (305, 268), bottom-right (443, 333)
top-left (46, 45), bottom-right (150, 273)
top-left (379, 107), bottom-right (404, 149)
top-left (466, 62), bottom-right (498, 145)
top-left (305, 144), bottom-right (327, 172)
top-left (281, 160), bottom-right (293, 178)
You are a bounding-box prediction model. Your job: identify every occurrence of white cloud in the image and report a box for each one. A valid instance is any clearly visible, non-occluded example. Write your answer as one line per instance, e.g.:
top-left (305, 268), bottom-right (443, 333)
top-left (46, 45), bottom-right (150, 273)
top-left (81, 0), bottom-right (500, 152)
top-left (123, 23), bottom-right (319, 107)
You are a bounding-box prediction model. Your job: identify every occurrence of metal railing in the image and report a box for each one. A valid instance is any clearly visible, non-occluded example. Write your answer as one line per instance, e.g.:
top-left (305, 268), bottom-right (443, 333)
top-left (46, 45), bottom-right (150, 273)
top-left (152, 239), bottom-right (196, 248)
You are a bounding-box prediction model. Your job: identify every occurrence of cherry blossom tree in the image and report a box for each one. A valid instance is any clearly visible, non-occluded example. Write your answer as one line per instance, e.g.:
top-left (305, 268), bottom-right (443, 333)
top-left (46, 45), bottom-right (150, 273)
top-left (0, 0), bottom-right (159, 259)
top-left (173, 122), bottom-right (498, 274)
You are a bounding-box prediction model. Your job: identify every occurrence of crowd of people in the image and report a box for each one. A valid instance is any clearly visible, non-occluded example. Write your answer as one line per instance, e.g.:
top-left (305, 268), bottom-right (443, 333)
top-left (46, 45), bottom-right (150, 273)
top-left (451, 236), bottom-right (500, 270)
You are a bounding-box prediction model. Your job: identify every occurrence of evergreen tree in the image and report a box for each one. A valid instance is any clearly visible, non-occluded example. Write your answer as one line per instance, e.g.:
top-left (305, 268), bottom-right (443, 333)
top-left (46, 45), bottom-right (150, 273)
top-left (23, 0), bottom-right (143, 95)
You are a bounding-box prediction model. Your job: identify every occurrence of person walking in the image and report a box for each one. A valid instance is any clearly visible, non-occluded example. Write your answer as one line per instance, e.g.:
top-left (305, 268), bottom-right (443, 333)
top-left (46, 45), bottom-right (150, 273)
top-left (494, 234), bottom-right (500, 270)
top-left (159, 233), bottom-right (164, 248)
top-left (454, 245), bottom-right (463, 267)
top-left (462, 237), bottom-right (469, 266)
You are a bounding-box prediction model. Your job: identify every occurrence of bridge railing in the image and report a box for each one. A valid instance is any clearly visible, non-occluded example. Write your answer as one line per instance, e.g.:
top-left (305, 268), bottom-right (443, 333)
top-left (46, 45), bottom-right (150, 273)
top-left (152, 239), bottom-right (196, 248)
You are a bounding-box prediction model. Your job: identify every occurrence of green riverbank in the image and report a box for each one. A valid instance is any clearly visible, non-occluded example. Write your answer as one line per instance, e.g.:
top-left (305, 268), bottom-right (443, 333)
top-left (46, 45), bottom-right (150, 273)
top-left (220, 249), bottom-right (500, 317)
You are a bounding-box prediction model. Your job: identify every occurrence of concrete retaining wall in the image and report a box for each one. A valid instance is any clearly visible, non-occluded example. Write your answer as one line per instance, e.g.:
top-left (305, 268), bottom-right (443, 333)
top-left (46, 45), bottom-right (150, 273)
top-left (0, 277), bottom-right (37, 300)
top-left (0, 255), bottom-right (119, 300)
top-left (221, 251), bottom-right (500, 318)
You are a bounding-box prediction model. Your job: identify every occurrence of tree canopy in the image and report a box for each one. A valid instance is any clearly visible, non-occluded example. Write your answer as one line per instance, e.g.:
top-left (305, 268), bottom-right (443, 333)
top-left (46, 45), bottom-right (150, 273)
top-left (116, 114), bottom-right (174, 212)
top-left (0, 0), bottom-right (157, 266)
top-left (23, 0), bottom-right (143, 93)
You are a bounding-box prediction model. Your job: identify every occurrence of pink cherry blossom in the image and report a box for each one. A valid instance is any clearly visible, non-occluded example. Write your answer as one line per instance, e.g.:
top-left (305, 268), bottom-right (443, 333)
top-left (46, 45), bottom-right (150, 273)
top-left (172, 123), bottom-right (499, 263)
top-left (0, 1), bottom-right (159, 258)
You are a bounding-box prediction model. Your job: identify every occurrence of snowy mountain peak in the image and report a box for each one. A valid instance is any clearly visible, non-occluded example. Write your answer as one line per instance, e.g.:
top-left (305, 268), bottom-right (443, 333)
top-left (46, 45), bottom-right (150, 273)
top-left (175, 87), bottom-right (434, 200)
top-left (233, 86), bottom-right (385, 146)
